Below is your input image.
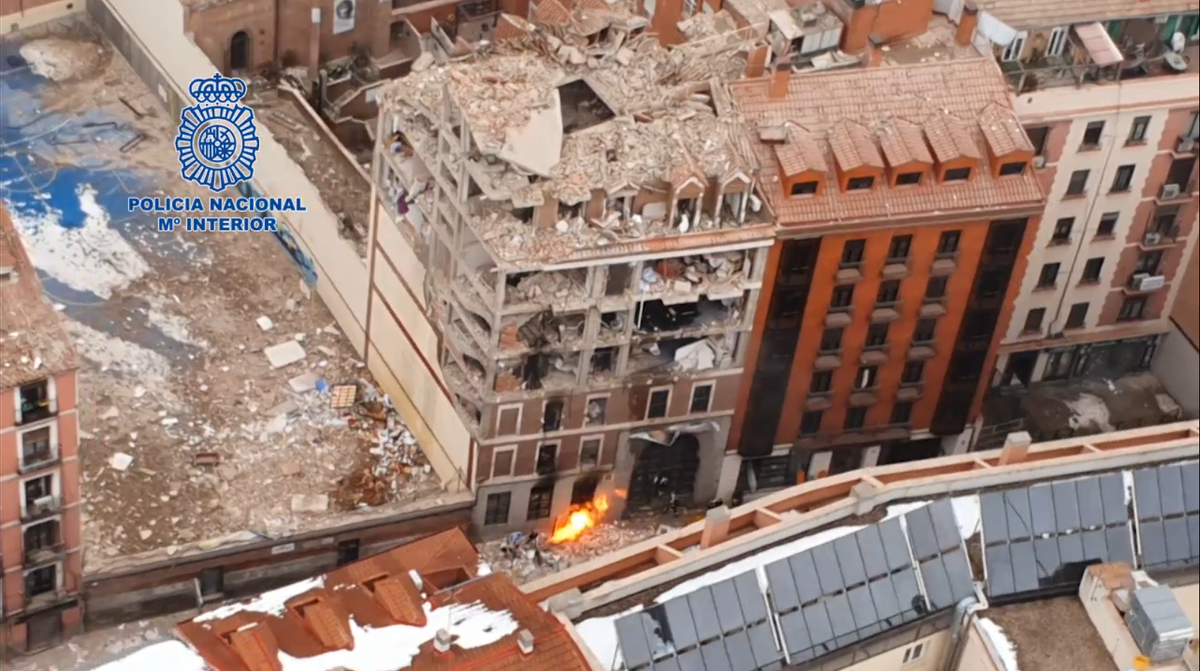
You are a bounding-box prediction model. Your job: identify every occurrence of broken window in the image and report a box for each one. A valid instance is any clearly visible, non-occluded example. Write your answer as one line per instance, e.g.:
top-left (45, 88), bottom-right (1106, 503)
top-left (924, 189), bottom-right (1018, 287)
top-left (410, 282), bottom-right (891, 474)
top-left (25, 565), bottom-right (56, 596)
top-left (336, 539), bottom-right (361, 567)
top-left (689, 383), bottom-right (714, 413)
top-left (527, 485), bottom-right (554, 520)
top-left (579, 439), bottom-right (601, 469)
top-left (536, 444), bottom-right (558, 475)
top-left (18, 379), bottom-right (52, 424)
top-left (512, 207), bottom-right (534, 223)
top-left (585, 397), bottom-right (608, 425)
top-left (572, 476), bottom-right (599, 504)
top-left (675, 198), bottom-right (698, 227)
top-left (542, 400), bottom-right (564, 431)
top-left (605, 264), bottom-right (632, 296)
top-left (591, 347), bottom-right (616, 374)
top-left (199, 568), bottom-right (224, 596)
top-left (722, 190), bottom-right (747, 223)
top-left (558, 79), bottom-right (615, 134)
top-left (557, 200), bottom-right (584, 221)
top-left (647, 388), bottom-right (671, 419)
top-left (606, 195), bottom-right (633, 219)
top-left (24, 475), bottom-right (53, 505)
top-left (24, 519), bottom-right (58, 553)
top-left (599, 312), bottom-right (626, 341)
top-left (636, 299), bottom-right (701, 333)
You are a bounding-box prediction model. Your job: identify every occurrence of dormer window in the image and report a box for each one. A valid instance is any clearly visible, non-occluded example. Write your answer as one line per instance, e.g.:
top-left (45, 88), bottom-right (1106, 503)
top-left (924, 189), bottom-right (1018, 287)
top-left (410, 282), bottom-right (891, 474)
top-left (791, 180), bottom-right (819, 196)
top-left (847, 176), bottom-right (875, 191)
top-left (896, 172), bottom-right (922, 186)
top-left (944, 167), bottom-right (972, 182)
top-left (998, 162), bottom-right (1027, 176)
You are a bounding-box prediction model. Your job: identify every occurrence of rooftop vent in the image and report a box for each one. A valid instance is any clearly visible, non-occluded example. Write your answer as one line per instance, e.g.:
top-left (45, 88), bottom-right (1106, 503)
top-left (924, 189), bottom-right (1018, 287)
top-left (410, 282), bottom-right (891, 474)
top-left (518, 629), bottom-right (534, 655)
top-left (1125, 585), bottom-right (1192, 663)
top-left (434, 628), bottom-right (452, 654)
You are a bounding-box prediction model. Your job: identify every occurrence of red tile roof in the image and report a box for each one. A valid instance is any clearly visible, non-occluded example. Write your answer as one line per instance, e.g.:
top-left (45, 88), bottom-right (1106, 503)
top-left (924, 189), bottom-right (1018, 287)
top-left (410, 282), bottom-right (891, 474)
top-left (772, 127), bottom-right (827, 176)
top-left (829, 119), bottom-right (885, 171)
top-left (176, 529), bottom-right (590, 671)
top-left (877, 118), bottom-right (933, 167)
top-left (979, 102), bottom-right (1035, 157)
top-left (727, 58), bottom-right (1045, 228)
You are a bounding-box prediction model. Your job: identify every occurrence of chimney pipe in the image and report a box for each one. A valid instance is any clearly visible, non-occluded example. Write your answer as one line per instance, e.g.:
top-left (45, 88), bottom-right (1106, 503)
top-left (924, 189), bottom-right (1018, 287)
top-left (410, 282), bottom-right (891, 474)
top-left (997, 431), bottom-right (1032, 466)
top-left (434, 628), bottom-right (452, 653)
top-left (768, 62), bottom-right (792, 100)
top-left (518, 629), bottom-right (534, 655)
top-left (955, 2), bottom-right (979, 46)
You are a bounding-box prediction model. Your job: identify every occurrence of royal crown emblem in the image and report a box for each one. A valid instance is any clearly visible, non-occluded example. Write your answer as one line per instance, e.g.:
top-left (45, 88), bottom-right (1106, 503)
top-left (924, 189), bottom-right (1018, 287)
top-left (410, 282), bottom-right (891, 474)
top-left (175, 74), bottom-right (260, 192)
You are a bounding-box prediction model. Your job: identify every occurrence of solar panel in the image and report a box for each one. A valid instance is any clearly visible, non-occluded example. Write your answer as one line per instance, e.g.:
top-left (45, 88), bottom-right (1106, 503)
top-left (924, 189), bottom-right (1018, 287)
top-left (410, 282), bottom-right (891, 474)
top-left (834, 535), bottom-right (867, 587)
top-left (778, 611), bottom-right (811, 662)
top-left (1135, 469), bottom-right (1162, 520)
top-left (765, 560), bottom-right (800, 613)
top-left (747, 622), bottom-right (783, 668)
top-left (712, 582), bottom-right (745, 635)
top-left (906, 505), bottom-right (941, 560)
top-left (920, 557), bottom-right (954, 610)
top-left (732, 572), bottom-right (768, 625)
top-left (1004, 488), bottom-right (1033, 540)
top-left (723, 631), bottom-right (755, 671)
top-left (700, 639), bottom-right (732, 671)
top-left (811, 544), bottom-right (845, 596)
top-left (879, 518), bottom-right (912, 571)
top-left (663, 596), bottom-right (699, 651)
top-left (688, 589), bottom-right (722, 642)
top-left (1100, 473), bottom-right (1126, 525)
top-left (1077, 476), bottom-right (1105, 528)
top-left (869, 575), bottom-right (902, 624)
top-left (1133, 462), bottom-right (1200, 571)
top-left (943, 550), bottom-right (975, 602)
top-left (985, 545), bottom-right (1015, 597)
top-left (1183, 461), bottom-right (1200, 514)
top-left (1159, 465), bottom-right (1186, 517)
top-left (1052, 481), bottom-right (1081, 532)
top-left (789, 552), bottom-right (822, 605)
top-left (653, 658), bottom-right (681, 671)
top-left (856, 526), bottom-right (890, 579)
top-left (930, 500), bottom-right (962, 551)
top-left (980, 491), bottom-right (1009, 543)
top-left (846, 585), bottom-right (880, 638)
top-left (824, 593), bottom-right (857, 645)
top-left (1029, 484), bottom-right (1057, 536)
top-left (802, 602), bottom-right (834, 654)
top-left (616, 611), bottom-right (653, 668)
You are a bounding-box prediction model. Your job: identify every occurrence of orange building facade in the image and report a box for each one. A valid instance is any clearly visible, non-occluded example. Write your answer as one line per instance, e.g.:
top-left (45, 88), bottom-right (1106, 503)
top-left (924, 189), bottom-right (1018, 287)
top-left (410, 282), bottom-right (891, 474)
top-left (726, 59), bottom-right (1044, 490)
top-left (0, 206), bottom-right (83, 656)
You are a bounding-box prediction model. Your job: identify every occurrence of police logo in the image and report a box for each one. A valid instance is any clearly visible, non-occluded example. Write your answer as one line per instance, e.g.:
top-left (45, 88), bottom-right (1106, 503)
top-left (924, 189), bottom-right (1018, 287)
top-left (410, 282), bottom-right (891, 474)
top-left (176, 74), bottom-right (259, 192)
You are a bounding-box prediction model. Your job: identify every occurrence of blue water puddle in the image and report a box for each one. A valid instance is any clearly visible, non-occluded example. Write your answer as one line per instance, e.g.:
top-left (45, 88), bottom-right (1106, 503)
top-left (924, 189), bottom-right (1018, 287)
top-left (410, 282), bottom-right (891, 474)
top-left (1, 36), bottom-right (208, 365)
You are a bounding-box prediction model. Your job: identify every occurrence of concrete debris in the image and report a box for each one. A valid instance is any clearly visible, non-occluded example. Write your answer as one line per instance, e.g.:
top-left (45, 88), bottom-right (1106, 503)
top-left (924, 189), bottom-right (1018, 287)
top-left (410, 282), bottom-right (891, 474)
top-left (256, 315), bottom-right (275, 331)
top-left (480, 517), bottom-right (676, 584)
top-left (264, 340), bottom-right (306, 368)
top-left (288, 372), bottom-right (321, 393)
top-left (109, 452), bottom-right (133, 471)
top-left (674, 339), bottom-right (717, 371)
top-left (291, 493), bottom-right (329, 513)
top-left (100, 406), bottom-right (120, 420)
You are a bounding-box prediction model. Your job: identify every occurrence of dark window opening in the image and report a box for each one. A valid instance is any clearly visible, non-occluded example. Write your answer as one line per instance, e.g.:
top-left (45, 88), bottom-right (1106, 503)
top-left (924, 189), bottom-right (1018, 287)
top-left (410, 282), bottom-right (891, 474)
top-left (586, 397), bottom-right (607, 425)
top-left (25, 565), bottom-right (57, 597)
top-left (513, 207), bottom-right (534, 223)
top-left (855, 366), bottom-right (878, 389)
top-left (999, 162), bottom-right (1027, 176)
top-left (779, 242), bottom-right (816, 280)
top-left (1119, 296), bottom-right (1147, 321)
top-left (887, 235), bottom-right (912, 261)
top-left (1128, 116), bottom-right (1150, 143)
top-left (557, 200), bottom-right (584, 220)
top-left (1082, 258), bottom-right (1104, 283)
top-left (890, 402), bottom-right (913, 425)
top-left (689, 384), bottom-right (713, 413)
top-left (830, 284), bottom-right (854, 309)
top-left (877, 280), bottom-right (901, 305)
top-left (847, 176), bottom-right (876, 191)
top-left (986, 223), bottom-right (1022, 256)
top-left (605, 264), bottom-right (632, 296)
top-left (1153, 206), bottom-right (1180, 234)
top-left (23, 520), bottom-right (58, 554)
top-left (1051, 217), bottom-right (1074, 243)
top-left (1082, 121), bottom-right (1104, 147)
top-left (580, 439), bottom-right (601, 469)
top-left (199, 568), bottom-right (224, 596)
top-left (925, 276), bottom-right (948, 301)
top-left (484, 492), bottom-right (511, 525)
top-left (1037, 263), bottom-right (1060, 288)
top-left (1024, 126), bottom-right (1049, 155)
top-left (976, 269), bottom-right (1007, 299)
top-left (23, 475), bottom-right (52, 506)
top-left (572, 477), bottom-right (598, 505)
top-left (229, 30), bottom-right (250, 71)
top-left (841, 239), bottom-right (866, 267)
top-left (21, 427), bottom-right (53, 466)
top-left (1065, 302), bottom-right (1089, 329)
top-left (901, 360), bottom-right (924, 384)
top-left (1167, 157), bottom-right (1195, 188)
top-left (1023, 308), bottom-right (1045, 332)
top-left (543, 400), bottom-right (564, 431)
top-left (17, 380), bottom-right (52, 424)
top-left (819, 328), bottom-right (844, 352)
top-left (1066, 169), bottom-right (1089, 195)
top-left (810, 370), bottom-right (833, 394)
top-left (647, 389), bottom-right (670, 419)
top-left (949, 351), bottom-right (986, 382)
top-left (865, 323), bottom-right (889, 349)
top-left (844, 407), bottom-right (867, 430)
top-left (591, 347), bottom-right (616, 373)
top-left (896, 171), bottom-right (923, 186)
top-left (536, 444), bottom-right (558, 475)
top-left (963, 311), bottom-right (996, 340)
top-left (937, 230), bottom-right (961, 256)
top-left (944, 167), bottom-right (972, 182)
top-left (1135, 250), bottom-right (1163, 275)
top-left (336, 539), bottom-right (361, 566)
top-left (1097, 212), bottom-right (1119, 237)
top-left (527, 485), bottom-right (553, 520)
top-left (558, 79), bottom-right (615, 134)
top-left (791, 180), bottom-right (819, 196)
top-left (913, 319), bottom-right (937, 343)
top-left (799, 411), bottom-right (823, 435)
top-left (1111, 164), bottom-right (1135, 192)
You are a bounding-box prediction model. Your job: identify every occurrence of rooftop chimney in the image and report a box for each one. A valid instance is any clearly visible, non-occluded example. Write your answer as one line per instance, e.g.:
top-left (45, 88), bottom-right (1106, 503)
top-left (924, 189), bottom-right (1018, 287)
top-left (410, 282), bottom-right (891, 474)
top-left (955, 2), bottom-right (979, 46)
top-left (768, 62), bottom-right (792, 100)
top-left (518, 629), bottom-right (535, 655)
top-left (434, 628), bottom-right (452, 654)
top-left (997, 431), bottom-right (1031, 466)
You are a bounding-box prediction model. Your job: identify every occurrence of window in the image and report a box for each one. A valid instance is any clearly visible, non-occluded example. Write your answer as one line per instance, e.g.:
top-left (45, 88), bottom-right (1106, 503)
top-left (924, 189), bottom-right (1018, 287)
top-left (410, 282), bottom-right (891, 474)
top-left (1001, 31), bottom-right (1026, 61)
top-left (963, 310), bottom-right (996, 340)
top-left (902, 361), bottom-right (925, 384)
top-left (1023, 308), bottom-right (1045, 332)
top-left (536, 443), bottom-right (558, 475)
top-left (944, 167), bottom-right (972, 182)
top-left (580, 438), bottom-right (601, 469)
top-left (198, 567), bottom-right (223, 597)
top-left (542, 400), bottom-right (564, 431)
top-left (484, 492), bottom-right (512, 525)
top-left (1119, 296), bottom-right (1147, 321)
top-left (1097, 212), bottom-right (1119, 237)
top-left (799, 411), bottom-right (823, 435)
top-left (1044, 349), bottom-right (1074, 381)
top-left (791, 180), bottom-right (818, 196)
top-left (810, 370), bottom-right (833, 394)
top-left (1051, 217), bottom-right (1074, 244)
top-left (903, 642), bottom-right (926, 664)
top-left (527, 485), bottom-right (554, 520)
top-left (491, 448), bottom-right (514, 478)
top-left (1037, 263), bottom-right (1060, 288)
top-left (1188, 111), bottom-right (1200, 140)
top-left (1065, 302), bottom-right (1089, 329)
top-left (890, 402), bottom-right (913, 425)
top-left (847, 176), bottom-right (876, 191)
top-left (855, 366), bottom-right (878, 389)
top-left (572, 477), bottom-right (598, 505)
top-left (830, 284), bottom-right (854, 309)
top-left (913, 319), bottom-right (937, 343)
top-left (937, 230), bottom-right (961, 256)
top-left (887, 235), bottom-right (912, 261)
top-left (865, 323), bottom-right (889, 349)
top-left (646, 388), bottom-right (670, 419)
top-left (844, 406), bottom-right (867, 430)
top-left (592, 347), bottom-right (616, 373)
top-left (20, 427), bottom-right (53, 467)
top-left (819, 328), bottom-right (844, 352)
top-left (877, 280), bottom-right (901, 304)
top-left (841, 239), bottom-right (866, 266)
top-left (896, 171), bottom-right (923, 186)
top-left (1046, 25), bottom-right (1069, 57)
top-left (336, 539), bottom-right (361, 567)
top-left (17, 379), bottom-right (52, 425)
top-left (986, 224), bottom-right (1022, 256)
top-left (1136, 250), bottom-right (1163, 275)
top-left (585, 397), bottom-right (607, 425)
top-left (1025, 126), bottom-right (1048, 156)
top-left (496, 405), bottom-right (521, 436)
top-left (23, 564), bottom-right (57, 598)
top-left (1066, 169), bottom-right (1089, 195)
top-left (1111, 164), bottom-right (1135, 192)
top-left (1128, 115), bottom-right (1151, 143)
top-left (1167, 157), bottom-right (1194, 189)
top-left (1082, 121), bottom-right (1104, 148)
top-left (999, 161), bottom-right (1027, 176)
top-left (1081, 257), bottom-right (1104, 283)
top-left (689, 383), bottom-right (713, 413)
top-left (1153, 206), bottom-right (1180, 234)
top-left (925, 276), bottom-right (947, 301)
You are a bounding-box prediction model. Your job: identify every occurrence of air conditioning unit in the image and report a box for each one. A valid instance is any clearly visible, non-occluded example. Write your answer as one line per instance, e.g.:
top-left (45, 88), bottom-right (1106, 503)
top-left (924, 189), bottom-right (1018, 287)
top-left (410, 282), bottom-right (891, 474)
top-left (31, 495), bottom-right (55, 513)
top-left (1143, 231), bottom-right (1162, 246)
top-left (1032, 155), bottom-right (1046, 169)
top-left (1131, 274), bottom-right (1167, 292)
top-left (1178, 137), bottom-right (1196, 153)
top-left (1161, 183), bottom-right (1181, 199)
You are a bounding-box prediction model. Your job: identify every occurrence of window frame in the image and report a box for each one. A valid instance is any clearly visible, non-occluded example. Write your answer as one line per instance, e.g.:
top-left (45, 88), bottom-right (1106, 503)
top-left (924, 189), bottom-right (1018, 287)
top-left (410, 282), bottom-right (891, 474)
top-left (1037, 263), bottom-right (1060, 288)
top-left (844, 406), bottom-right (867, 430)
top-left (1119, 296), bottom-right (1148, 321)
top-left (1110, 164), bottom-right (1135, 193)
top-left (646, 386), bottom-right (672, 419)
top-left (579, 436), bottom-right (602, 469)
top-left (484, 491), bottom-right (513, 526)
top-left (901, 360), bottom-right (925, 385)
top-left (1065, 302), bottom-right (1089, 329)
top-left (1023, 307), bottom-right (1045, 333)
top-left (937, 230), bottom-right (962, 256)
top-left (810, 370), bottom-right (834, 394)
top-left (1128, 115), bottom-right (1151, 143)
top-left (1082, 121), bottom-right (1104, 148)
top-left (495, 403), bottom-right (523, 436)
top-left (526, 484), bottom-right (554, 521)
top-left (841, 239), bottom-right (866, 266)
top-left (913, 318), bottom-right (937, 343)
top-left (1051, 217), bottom-right (1074, 244)
top-left (865, 322), bottom-right (890, 349)
top-left (799, 410), bottom-right (823, 436)
top-left (688, 382), bottom-right (715, 414)
top-left (1096, 212), bottom-right (1119, 237)
top-left (1001, 31), bottom-right (1026, 61)
top-left (943, 166), bottom-right (972, 182)
top-left (1066, 169), bottom-right (1089, 196)
top-left (887, 234), bottom-right (913, 262)
top-left (1081, 257), bottom-right (1104, 284)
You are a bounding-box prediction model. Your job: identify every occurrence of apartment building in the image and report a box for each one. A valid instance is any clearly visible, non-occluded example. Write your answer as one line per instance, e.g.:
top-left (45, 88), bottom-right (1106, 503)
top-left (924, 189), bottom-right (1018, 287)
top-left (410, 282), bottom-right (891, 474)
top-left (371, 9), bottom-right (778, 532)
top-left (0, 206), bottom-right (83, 655)
top-left (725, 51), bottom-right (1044, 489)
top-left (973, 0), bottom-right (1200, 395)
top-left (1153, 244), bottom-right (1199, 417)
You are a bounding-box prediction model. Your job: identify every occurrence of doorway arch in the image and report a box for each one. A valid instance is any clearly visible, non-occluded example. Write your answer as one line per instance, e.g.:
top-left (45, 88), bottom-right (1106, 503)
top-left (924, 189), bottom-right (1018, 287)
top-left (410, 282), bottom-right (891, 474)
top-left (229, 31), bottom-right (251, 72)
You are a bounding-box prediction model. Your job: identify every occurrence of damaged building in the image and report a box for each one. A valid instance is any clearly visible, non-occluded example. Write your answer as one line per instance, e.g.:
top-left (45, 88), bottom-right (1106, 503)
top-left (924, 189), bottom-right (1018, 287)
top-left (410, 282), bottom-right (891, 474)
top-left (372, 6), bottom-right (778, 532)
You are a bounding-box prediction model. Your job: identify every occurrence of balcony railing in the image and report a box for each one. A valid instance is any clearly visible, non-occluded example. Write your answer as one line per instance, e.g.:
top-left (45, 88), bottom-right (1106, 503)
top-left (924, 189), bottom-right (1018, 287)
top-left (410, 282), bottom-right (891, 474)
top-left (18, 447), bottom-right (60, 474)
top-left (24, 542), bottom-right (65, 565)
top-left (22, 495), bottom-right (61, 522)
top-left (18, 400), bottom-right (55, 425)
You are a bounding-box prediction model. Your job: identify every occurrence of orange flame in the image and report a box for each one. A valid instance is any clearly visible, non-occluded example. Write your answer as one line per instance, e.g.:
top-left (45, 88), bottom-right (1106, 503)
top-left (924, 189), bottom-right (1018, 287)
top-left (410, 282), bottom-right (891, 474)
top-left (550, 495), bottom-right (610, 544)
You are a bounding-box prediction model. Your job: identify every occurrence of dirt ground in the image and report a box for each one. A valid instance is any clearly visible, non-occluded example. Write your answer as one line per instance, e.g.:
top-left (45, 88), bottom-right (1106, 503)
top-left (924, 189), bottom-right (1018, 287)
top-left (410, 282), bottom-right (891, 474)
top-left (3, 29), bottom-right (442, 566)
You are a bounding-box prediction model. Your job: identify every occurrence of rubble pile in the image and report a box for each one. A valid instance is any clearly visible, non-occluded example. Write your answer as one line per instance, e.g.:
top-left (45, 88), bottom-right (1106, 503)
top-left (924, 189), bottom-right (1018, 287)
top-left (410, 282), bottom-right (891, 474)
top-left (479, 519), bottom-right (674, 583)
top-left (335, 383), bottom-right (435, 509)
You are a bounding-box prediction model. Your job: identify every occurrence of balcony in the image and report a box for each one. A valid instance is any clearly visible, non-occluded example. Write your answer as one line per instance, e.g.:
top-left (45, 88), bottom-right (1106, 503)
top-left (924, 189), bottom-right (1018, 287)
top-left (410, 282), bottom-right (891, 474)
top-left (1139, 226), bottom-right (1180, 250)
top-left (18, 447), bottom-right (60, 475)
top-left (1125, 272), bottom-right (1166, 294)
top-left (1000, 27), bottom-right (1198, 94)
top-left (896, 384), bottom-right (924, 402)
top-left (24, 542), bottom-right (65, 565)
top-left (17, 399), bottom-right (55, 425)
top-left (859, 348), bottom-right (889, 366)
top-left (21, 494), bottom-right (60, 522)
top-left (880, 261), bottom-right (910, 280)
top-left (1156, 181), bottom-right (1194, 205)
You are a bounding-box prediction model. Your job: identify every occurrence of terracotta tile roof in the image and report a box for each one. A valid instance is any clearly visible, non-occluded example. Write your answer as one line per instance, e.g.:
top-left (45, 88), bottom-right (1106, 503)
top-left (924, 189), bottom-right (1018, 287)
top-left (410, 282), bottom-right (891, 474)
top-left (877, 118), bottom-right (933, 167)
top-left (973, 0), bottom-right (1199, 30)
top-left (829, 119), bottom-right (885, 171)
top-left (727, 58), bottom-right (1044, 227)
top-left (494, 15), bottom-right (536, 41)
top-left (177, 529), bottom-right (591, 671)
top-left (772, 126), bottom-right (827, 176)
top-left (979, 102), bottom-right (1034, 157)
top-left (534, 0), bottom-right (572, 25)
top-left (0, 204), bottom-right (77, 389)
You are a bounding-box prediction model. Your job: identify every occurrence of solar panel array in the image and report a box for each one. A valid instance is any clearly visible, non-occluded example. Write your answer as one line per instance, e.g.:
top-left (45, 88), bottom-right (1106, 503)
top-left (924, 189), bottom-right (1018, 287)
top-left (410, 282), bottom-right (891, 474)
top-left (614, 570), bottom-right (784, 671)
top-left (1132, 462), bottom-right (1200, 571)
top-left (980, 472), bottom-right (1135, 598)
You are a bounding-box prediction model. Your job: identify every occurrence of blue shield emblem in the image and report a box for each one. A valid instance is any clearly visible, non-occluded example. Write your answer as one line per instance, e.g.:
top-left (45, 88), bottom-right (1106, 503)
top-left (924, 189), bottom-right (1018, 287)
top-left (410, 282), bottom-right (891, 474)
top-left (176, 74), bottom-right (260, 192)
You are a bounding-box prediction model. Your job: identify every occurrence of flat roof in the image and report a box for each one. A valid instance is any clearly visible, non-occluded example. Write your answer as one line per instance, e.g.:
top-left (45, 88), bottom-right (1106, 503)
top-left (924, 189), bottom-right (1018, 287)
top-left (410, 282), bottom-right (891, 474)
top-left (973, 0), bottom-right (1199, 30)
top-left (0, 204), bottom-right (76, 389)
top-left (983, 597), bottom-right (1118, 671)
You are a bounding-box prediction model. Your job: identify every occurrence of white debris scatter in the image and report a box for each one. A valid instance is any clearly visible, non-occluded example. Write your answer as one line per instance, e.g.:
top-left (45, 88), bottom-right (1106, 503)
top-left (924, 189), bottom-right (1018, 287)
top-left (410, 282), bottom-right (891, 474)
top-left (14, 185), bottom-right (151, 299)
top-left (91, 640), bottom-right (208, 671)
top-left (19, 38), bottom-right (106, 81)
top-left (257, 315), bottom-right (275, 331)
top-left (1065, 393), bottom-right (1113, 432)
top-left (65, 320), bottom-right (176, 398)
top-left (480, 518), bottom-right (671, 584)
top-left (145, 299), bottom-right (209, 348)
top-left (109, 452), bottom-right (134, 471)
top-left (264, 339), bottom-right (307, 368)
top-left (977, 618), bottom-right (1022, 671)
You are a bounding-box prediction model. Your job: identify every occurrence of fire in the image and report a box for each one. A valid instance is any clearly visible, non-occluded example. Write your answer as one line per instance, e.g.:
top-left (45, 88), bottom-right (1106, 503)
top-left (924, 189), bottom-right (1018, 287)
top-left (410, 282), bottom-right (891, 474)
top-left (550, 495), bottom-right (610, 544)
